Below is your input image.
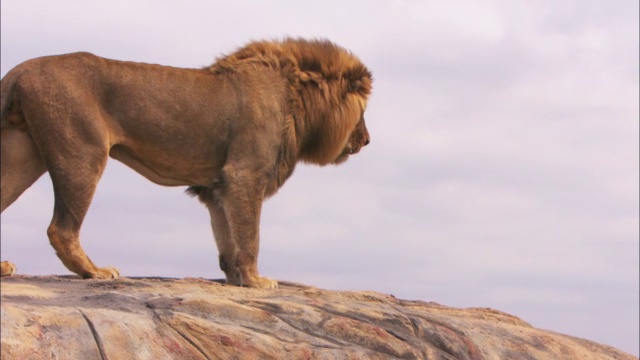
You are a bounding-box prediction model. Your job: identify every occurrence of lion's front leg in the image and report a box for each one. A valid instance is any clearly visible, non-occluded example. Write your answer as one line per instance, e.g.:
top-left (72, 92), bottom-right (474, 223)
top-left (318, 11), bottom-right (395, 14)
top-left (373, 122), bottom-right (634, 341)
top-left (219, 169), bottom-right (278, 289)
top-left (205, 202), bottom-right (242, 286)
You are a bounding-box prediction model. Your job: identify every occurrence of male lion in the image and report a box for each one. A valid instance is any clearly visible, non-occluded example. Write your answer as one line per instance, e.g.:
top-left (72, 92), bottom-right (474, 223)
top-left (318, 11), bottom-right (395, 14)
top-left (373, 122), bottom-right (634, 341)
top-left (0, 38), bottom-right (372, 288)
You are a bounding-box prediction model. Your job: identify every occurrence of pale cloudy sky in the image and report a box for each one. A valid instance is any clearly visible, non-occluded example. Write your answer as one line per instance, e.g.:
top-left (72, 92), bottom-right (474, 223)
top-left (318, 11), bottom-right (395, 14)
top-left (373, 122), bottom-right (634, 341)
top-left (1, 0), bottom-right (638, 355)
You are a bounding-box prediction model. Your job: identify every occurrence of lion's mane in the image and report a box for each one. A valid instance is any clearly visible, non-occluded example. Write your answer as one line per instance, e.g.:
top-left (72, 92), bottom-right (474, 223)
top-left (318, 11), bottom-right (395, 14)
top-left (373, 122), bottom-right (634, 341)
top-left (209, 38), bottom-right (372, 163)
top-left (194, 38), bottom-right (373, 197)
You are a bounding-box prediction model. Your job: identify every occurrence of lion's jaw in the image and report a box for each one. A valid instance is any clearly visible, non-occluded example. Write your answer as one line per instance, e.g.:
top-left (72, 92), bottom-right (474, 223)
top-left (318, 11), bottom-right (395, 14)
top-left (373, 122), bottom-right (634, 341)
top-left (333, 120), bottom-right (370, 164)
top-left (333, 147), bottom-right (352, 165)
top-left (333, 144), bottom-right (360, 165)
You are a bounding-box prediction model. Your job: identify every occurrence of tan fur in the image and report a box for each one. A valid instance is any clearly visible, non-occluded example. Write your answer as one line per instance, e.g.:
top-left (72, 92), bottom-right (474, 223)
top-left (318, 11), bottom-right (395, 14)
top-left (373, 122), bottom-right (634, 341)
top-left (0, 261), bottom-right (17, 276)
top-left (0, 39), bottom-right (372, 288)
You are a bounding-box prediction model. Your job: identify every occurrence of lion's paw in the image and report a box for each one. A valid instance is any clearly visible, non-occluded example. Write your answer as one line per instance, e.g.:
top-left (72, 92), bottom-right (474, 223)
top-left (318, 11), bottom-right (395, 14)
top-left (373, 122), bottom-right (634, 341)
top-left (245, 276), bottom-right (278, 289)
top-left (224, 270), bottom-right (243, 287)
top-left (87, 266), bottom-right (120, 279)
top-left (0, 261), bottom-right (17, 276)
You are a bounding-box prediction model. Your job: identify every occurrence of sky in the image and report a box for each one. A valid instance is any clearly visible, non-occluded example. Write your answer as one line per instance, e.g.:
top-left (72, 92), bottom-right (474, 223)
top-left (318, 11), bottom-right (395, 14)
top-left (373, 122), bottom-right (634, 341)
top-left (1, 0), bottom-right (638, 355)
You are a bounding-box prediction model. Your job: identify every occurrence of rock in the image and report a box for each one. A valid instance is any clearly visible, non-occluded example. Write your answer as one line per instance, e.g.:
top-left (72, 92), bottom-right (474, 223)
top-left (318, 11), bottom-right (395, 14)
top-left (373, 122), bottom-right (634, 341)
top-left (0, 276), bottom-right (634, 360)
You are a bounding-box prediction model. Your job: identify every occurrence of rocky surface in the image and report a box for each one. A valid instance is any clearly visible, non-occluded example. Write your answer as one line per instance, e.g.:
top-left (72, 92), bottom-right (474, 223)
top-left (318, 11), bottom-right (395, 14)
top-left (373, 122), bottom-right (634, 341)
top-left (0, 275), bottom-right (634, 360)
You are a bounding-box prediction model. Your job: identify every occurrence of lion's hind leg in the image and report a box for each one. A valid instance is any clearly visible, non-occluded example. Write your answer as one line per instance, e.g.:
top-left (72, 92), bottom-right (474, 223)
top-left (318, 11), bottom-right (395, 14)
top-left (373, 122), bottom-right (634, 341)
top-left (1, 128), bottom-right (47, 212)
top-left (44, 148), bottom-right (120, 279)
top-left (1, 127), bottom-right (48, 276)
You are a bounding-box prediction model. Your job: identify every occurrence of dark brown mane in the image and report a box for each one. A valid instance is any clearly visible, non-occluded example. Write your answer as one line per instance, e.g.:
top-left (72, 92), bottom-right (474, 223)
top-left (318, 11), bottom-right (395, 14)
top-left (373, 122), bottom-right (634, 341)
top-left (207, 38), bottom-right (373, 167)
top-left (207, 38), bottom-right (372, 99)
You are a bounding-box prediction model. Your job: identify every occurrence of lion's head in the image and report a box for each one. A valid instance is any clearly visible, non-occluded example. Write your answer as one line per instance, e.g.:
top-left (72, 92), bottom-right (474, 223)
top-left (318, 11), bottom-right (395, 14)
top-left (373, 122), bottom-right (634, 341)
top-left (209, 38), bottom-right (373, 166)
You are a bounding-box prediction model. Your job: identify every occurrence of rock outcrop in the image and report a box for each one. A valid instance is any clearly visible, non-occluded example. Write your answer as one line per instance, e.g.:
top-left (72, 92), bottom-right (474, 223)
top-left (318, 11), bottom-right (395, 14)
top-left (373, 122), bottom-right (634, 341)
top-left (0, 276), bottom-right (634, 360)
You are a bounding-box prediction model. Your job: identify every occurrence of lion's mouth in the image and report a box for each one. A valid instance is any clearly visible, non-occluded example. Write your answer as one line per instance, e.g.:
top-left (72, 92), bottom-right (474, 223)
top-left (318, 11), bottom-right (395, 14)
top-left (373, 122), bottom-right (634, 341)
top-left (348, 144), bottom-right (362, 155)
top-left (334, 142), bottom-right (363, 164)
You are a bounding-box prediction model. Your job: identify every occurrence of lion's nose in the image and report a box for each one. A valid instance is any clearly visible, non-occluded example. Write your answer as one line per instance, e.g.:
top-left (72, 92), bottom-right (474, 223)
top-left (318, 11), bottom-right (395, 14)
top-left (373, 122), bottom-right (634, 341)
top-left (364, 137), bottom-right (370, 146)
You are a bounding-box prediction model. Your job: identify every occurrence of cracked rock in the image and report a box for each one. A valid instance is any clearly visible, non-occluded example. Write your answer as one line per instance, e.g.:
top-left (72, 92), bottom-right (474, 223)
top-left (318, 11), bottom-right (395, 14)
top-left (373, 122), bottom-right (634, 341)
top-left (0, 276), bottom-right (634, 360)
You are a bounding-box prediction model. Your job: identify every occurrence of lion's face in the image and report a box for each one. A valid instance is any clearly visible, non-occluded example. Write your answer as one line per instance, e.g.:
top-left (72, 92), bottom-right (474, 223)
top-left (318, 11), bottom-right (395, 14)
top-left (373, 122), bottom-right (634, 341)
top-left (334, 114), bottom-right (370, 164)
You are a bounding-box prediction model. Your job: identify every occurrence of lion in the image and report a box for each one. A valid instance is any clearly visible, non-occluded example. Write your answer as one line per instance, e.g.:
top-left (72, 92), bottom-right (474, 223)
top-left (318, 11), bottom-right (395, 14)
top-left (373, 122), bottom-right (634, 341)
top-left (0, 38), bottom-right (372, 288)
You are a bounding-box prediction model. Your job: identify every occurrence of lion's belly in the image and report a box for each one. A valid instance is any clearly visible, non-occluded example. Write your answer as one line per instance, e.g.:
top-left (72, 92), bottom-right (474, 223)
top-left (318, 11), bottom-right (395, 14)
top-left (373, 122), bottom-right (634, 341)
top-left (109, 144), bottom-right (220, 187)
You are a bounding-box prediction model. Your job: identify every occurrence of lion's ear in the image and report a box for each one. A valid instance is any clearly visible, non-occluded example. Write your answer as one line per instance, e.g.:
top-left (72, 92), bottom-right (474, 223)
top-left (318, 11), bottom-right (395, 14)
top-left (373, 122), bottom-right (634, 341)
top-left (347, 77), bottom-right (372, 97)
top-left (344, 65), bottom-right (373, 96)
top-left (348, 79), bottom-right (362, 93)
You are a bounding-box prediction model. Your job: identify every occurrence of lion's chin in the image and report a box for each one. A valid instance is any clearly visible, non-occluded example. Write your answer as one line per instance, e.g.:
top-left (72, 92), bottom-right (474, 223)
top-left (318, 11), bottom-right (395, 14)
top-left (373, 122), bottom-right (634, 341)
top-left (333, 153), bottom-right (349, 165)
top-left (333, 145), bottom-right (358, 164)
